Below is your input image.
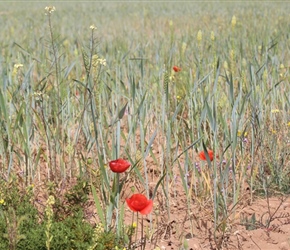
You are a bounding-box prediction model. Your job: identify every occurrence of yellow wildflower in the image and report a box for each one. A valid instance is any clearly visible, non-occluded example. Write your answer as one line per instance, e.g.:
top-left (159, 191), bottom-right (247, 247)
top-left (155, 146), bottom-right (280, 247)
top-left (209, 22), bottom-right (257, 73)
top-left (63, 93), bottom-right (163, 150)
top-left (197, 30), bottom-right (202, 42)
top-left (132, 222), bottom-right (137, 228)
top-left (262, 70), bottom-right (268, 81)
top-left (223, 61), bottom-right (229, 70)
top-left (45, 6), bottom-right (56, 14)
top-left (0, 199), bottom-right (5, 205)
top-left (63, 39), bottom-right (69, 47)
top-left (231, 15), bottom-right (236, 28)
top-left (92, 55), bottom-right (106, 67)
top-left (210, 31), bottom-right (215, 41)
top-left (271, 109), bottom-right (280, 113)
top-left (242, 58), bottom-right (247, 68)
top-left (230, 49), bottom-right (235, 60)
top-left (14, 63), bottom-right (23, 69)
top-left (98, 58), bottom-right (106, 66)
top-left (92, 54), bottom-right (99, 67)
top-left (237, 130), bottom-right (247, 137)
top-left (47, 195), bottom-right (55, 206)
top-left (12, 63), bottom-right (23, 77)
top-left (279, 64), bottom-right (286, 78)
top-left (90, 25), bottom-right (97, 30)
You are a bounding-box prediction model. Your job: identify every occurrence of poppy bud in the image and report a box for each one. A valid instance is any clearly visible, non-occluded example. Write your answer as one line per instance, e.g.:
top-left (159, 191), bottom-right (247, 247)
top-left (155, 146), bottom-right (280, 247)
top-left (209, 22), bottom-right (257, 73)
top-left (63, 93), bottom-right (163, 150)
top-left (173, 66), bottom-right (182, 72)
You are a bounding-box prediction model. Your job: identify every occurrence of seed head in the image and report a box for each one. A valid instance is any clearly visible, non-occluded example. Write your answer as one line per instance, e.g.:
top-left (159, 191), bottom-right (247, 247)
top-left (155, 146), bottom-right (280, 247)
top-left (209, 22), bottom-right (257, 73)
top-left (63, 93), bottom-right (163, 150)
top-left (231, 15), bottom-right (236, 28)
top-left (197, 30), bottom-right (202, 42)
top-left (210, 31), bottom-right (215, 41)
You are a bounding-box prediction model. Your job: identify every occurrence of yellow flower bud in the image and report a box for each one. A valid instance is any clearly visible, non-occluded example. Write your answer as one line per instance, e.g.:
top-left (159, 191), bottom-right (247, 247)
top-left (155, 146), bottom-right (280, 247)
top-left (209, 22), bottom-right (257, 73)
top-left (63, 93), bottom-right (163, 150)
top-left (271, 109), bottom-right (280, 113)
top-left (231, 15), bottom-right (236, 28)
top-left (210, 31), bottom-right (215, 41)
top-left (197, 30), bottom-right (202, 42)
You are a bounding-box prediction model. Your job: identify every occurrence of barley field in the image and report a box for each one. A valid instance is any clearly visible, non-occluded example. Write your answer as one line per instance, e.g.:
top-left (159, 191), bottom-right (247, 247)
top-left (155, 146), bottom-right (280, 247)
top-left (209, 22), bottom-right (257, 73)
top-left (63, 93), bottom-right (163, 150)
top-left (0, 1), bottom-right (289, 249)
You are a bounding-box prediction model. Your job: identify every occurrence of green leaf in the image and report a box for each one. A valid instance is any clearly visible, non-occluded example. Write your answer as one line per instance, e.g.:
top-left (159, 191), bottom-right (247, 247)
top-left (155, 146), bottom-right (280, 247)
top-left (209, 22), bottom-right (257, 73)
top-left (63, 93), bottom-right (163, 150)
top-left (91, 185), bottom-right (106, 227)
top-left (118, 102), bottom-right (128, 120)
top-left (151, 172), bottom-right (166, 200)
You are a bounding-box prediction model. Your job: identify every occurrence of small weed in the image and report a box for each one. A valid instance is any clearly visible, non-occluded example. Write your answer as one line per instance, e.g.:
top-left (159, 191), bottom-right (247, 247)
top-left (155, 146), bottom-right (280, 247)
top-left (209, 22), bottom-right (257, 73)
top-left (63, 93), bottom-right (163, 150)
top-left (241, 213), bottom-right (257, 231)
top-left (0, 176), bottom-right (95, 250)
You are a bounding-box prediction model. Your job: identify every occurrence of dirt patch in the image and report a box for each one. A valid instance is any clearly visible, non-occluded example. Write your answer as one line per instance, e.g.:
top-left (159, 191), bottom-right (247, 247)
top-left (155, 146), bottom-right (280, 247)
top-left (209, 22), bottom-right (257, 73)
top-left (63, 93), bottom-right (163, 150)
top-left (134, 196), bottom-right (290, 250)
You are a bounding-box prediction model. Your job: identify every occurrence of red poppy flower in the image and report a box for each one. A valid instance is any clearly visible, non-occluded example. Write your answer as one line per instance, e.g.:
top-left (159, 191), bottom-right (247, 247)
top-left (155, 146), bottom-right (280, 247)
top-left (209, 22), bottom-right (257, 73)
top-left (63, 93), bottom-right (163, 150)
top-left (126, 194), bottom-right (153, 215)
top-left (109, 159), bottom-right (131, 173)
top-left (173, 66), bottom-right (182, 72)
top-left (199, 150), bottom-right (214, 161)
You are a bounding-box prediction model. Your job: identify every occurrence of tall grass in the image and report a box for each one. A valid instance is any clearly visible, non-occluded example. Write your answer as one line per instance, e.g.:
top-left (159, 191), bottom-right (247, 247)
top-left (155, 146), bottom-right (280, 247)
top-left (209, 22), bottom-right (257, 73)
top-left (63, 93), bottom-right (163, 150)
top-left (0, 1), bottom-right (289, 248)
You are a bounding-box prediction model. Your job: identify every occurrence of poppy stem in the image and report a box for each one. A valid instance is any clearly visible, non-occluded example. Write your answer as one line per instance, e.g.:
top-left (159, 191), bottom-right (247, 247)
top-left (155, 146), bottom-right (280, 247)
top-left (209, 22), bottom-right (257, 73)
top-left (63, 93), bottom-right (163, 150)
top-left (135, 212), bottom-right (139, 245)
top-left (128, 211), bottom-right (134, 248)
top-left (116, 173), bottom-right (120, 236)
top-left (116, 173), bottom-right (120, 195)
top-left (141, 215), bottom-right (145, 250)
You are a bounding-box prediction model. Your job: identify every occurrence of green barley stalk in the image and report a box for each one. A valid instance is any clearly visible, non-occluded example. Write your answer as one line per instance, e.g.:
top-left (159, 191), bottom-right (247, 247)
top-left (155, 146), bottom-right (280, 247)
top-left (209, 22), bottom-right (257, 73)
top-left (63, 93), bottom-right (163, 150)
top-left (45, 6), bottom-right (63, 178)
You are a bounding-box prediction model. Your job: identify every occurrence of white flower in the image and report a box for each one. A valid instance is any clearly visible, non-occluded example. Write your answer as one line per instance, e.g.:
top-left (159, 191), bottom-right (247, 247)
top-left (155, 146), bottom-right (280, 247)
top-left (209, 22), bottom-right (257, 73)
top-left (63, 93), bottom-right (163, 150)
top-left (98, 58), bottom-right (106, 66)
top-left (90, 25), bottom-right (97, 30)
top-left (45, 6), bottom-right (56, 14)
